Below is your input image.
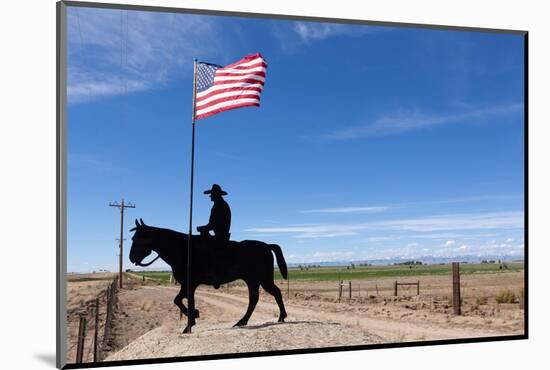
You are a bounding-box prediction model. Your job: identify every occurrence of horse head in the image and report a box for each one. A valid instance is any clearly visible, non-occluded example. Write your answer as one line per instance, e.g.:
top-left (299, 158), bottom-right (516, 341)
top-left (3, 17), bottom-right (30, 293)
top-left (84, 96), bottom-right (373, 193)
top-left (129, 218), bottom-right (156, 266)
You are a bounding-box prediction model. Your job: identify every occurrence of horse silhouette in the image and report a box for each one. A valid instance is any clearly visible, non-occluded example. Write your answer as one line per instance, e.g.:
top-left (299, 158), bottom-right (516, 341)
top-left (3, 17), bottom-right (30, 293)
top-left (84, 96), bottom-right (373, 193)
top-left (128, 219), bottom-right (288, 333)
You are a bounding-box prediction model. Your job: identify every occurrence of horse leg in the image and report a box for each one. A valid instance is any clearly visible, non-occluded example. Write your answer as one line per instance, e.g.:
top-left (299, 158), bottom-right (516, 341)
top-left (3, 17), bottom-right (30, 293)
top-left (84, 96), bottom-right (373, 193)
top-left (234, 282), bottom-right (259, 327)
top-left (262, 280), bottom-right (287, 322)
top-left (173, 285), bottom-right (188, 318)
top-left (182, 284), bottom-right (198, 334)
top-left (173, 285), bottom-right (200, 320)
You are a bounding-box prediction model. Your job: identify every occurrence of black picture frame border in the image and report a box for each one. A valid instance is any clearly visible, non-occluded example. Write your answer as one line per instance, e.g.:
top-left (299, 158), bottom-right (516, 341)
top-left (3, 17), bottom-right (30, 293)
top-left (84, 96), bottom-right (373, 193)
top-left (56, 1), bottom-right (529, 369)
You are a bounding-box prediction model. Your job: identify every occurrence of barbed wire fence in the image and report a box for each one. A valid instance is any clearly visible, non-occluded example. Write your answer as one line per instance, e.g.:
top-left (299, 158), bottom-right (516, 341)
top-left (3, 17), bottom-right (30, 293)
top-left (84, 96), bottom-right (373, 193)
top-left (70, 276), bottom-right (119, 364)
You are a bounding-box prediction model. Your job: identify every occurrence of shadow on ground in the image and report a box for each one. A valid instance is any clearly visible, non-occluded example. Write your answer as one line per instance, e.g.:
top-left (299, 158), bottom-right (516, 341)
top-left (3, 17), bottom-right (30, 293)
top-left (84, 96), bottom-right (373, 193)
top-left (33, 353), bottom-right (56, 367)
top-left (236, 320), bottom-right (340, 330)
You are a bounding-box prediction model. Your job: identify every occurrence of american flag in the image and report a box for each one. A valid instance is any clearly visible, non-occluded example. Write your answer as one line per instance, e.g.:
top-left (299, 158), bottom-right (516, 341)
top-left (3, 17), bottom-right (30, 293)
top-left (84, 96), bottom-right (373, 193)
top-left (194, 53), bottom-right (267, 120)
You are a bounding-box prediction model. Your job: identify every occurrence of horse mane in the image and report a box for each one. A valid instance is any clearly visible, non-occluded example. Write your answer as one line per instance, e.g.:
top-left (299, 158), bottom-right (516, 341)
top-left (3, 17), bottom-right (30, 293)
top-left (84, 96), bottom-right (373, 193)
top-left (145, 226), bottom-right (191, 242)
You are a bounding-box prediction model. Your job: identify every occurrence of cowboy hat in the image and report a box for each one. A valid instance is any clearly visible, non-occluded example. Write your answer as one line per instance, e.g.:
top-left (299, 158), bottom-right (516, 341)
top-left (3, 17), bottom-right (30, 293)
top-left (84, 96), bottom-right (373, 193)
top-left (204, 184), bottom-right (228, 196)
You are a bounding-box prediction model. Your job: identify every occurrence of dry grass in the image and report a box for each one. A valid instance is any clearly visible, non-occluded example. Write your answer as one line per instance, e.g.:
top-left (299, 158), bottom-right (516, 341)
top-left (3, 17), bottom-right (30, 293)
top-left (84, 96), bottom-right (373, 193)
top-left (476, 296), bottom-right (489, 305)
top-left (495, 290), bottom-right (517, 304)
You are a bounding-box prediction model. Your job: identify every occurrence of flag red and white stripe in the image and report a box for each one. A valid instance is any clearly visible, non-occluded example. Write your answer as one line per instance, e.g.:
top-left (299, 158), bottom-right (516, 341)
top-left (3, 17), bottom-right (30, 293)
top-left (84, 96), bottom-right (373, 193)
top-left (194, 53), bottom-right (267, 120)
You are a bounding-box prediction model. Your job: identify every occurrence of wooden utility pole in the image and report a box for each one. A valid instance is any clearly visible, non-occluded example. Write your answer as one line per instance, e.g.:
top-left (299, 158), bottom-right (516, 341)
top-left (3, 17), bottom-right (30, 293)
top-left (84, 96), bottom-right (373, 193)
top-left (109, 199), bottom-right (135, 288)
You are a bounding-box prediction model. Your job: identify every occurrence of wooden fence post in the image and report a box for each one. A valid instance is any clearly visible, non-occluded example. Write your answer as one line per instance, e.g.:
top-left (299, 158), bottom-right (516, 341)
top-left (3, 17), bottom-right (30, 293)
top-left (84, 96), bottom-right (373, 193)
top-left (112, 279), bottom-right (117, 305)
top-left (417, 280), bottom-right (420, 295)
top-left (348, 281), bottom-right (352, 300)
top-left (103, 285), bottom-right (112, 345)
top-left (452, 262), bottom-right (461, 315)
top-left (93, 298), bottom-right (99, 362)
top-left (393, 281), bottom-right (398, 296)
top-left (338, 280), bottom-right (343, 302)
top-left (76, 315), bottom-right (87, 363)
top-left (519, 288), bottom-right (525, 310)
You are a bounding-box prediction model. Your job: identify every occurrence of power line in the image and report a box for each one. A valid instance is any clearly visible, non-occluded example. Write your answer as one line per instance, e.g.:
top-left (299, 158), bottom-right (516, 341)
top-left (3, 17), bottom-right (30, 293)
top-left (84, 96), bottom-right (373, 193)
top-left (157, 13), bottom-right (177, 81)
top-left (75, 8), bottom-right (84, 46)
top-left (124, 11), bottom-right (129, 128)
top-left (120, 10), bottom-right (123, 102)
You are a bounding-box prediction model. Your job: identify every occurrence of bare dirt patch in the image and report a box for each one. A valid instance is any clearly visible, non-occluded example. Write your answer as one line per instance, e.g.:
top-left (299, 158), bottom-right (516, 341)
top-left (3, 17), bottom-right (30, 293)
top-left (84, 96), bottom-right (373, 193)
top-left (107, 320), bottom-right (379, 360)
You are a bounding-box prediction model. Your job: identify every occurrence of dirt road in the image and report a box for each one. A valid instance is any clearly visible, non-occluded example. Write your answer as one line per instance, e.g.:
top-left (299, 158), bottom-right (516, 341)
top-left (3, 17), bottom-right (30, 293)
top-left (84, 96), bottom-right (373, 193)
top-left (105, 282), bottom-right (522, 361)
top-left (196, 288), bottom-right (512, 341)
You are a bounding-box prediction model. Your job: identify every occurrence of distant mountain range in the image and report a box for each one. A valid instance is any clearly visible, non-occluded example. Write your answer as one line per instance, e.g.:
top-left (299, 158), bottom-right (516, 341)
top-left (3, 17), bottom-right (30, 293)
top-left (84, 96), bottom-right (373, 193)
top-left (287, 254), bottom-right (525, 267)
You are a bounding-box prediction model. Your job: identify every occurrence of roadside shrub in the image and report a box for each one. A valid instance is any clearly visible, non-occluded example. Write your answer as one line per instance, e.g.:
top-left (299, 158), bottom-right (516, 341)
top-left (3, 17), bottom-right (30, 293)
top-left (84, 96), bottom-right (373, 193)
top-left (495, 289), bottom-right (517, 304)
top-left (476, 296), bottom-right (489, 305)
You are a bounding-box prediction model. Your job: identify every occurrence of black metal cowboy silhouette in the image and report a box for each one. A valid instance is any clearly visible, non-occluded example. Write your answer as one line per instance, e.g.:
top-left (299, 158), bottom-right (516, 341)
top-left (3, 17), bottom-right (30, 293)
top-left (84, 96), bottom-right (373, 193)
top-left (196, 184), bottom-right (231, 288)
top-left (129, 219), bottom-right (288, 332)
top-left (196, 184), bottom-right (231, 244)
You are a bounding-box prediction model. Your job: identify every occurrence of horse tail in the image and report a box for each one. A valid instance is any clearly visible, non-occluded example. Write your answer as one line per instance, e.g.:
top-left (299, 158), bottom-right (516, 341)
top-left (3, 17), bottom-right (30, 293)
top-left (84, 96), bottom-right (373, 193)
top-left (269, 244), bottom-right (288, 280)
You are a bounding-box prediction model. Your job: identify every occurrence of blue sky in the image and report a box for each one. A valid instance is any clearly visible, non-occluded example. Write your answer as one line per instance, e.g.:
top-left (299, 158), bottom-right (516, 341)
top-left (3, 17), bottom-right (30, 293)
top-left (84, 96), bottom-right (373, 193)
top-left (66, 7), bottom-right (525, 272)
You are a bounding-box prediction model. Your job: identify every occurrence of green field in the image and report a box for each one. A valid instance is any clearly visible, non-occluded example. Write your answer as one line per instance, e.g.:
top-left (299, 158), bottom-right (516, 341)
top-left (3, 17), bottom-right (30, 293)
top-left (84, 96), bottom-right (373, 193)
top-left (130, 262), bottom-right (523, 283)
top-left (129, 271), bottom-right (174, 283)
top-left (275, 262), bottom-right (523, 280)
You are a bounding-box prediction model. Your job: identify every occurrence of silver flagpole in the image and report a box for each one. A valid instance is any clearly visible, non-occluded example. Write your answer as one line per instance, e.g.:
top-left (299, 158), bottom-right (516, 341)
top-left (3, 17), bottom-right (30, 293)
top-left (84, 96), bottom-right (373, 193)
top-left (185, 59), bottom-right (198, 333)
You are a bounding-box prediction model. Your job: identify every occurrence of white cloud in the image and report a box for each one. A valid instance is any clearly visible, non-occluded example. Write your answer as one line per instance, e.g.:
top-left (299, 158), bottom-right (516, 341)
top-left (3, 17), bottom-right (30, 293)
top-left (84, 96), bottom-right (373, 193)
top-left (246, 224), bottom-right (363, 238)
top-left (292, 21), bottom-right (393, 43)
top-left (378, 211), bottom-right (523, 232)
top-left (399, 194), bottom-right (523, 207)
top-left (67, 8), bottom-right (221, 103)
top-left (318, 103), bottom-right (523, 141)
top-left (307, 194), bottom-right (522, 217)
top-left (67, 78), bottom-right (150, 103)
top-left (358, 233), bottom-right (472, 243)
top-left (284, 240), bottom-right (524, 263)
top-left (246, 211), bottom-right (523, 238)
top-left (444, 240), bottom-right (456, 247)
top-left (311, 251), bottom-right (355, 259)
top-left (287, 234), bottom-right (524, 263)
top-left (409, 233), bottom-right (465, 239)
top-left (366, 236), bottom-right (392, 242)
top-left (294, 231), bottom-right (359, 239)
top-left (299, 206), bottom-right (388, 214)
